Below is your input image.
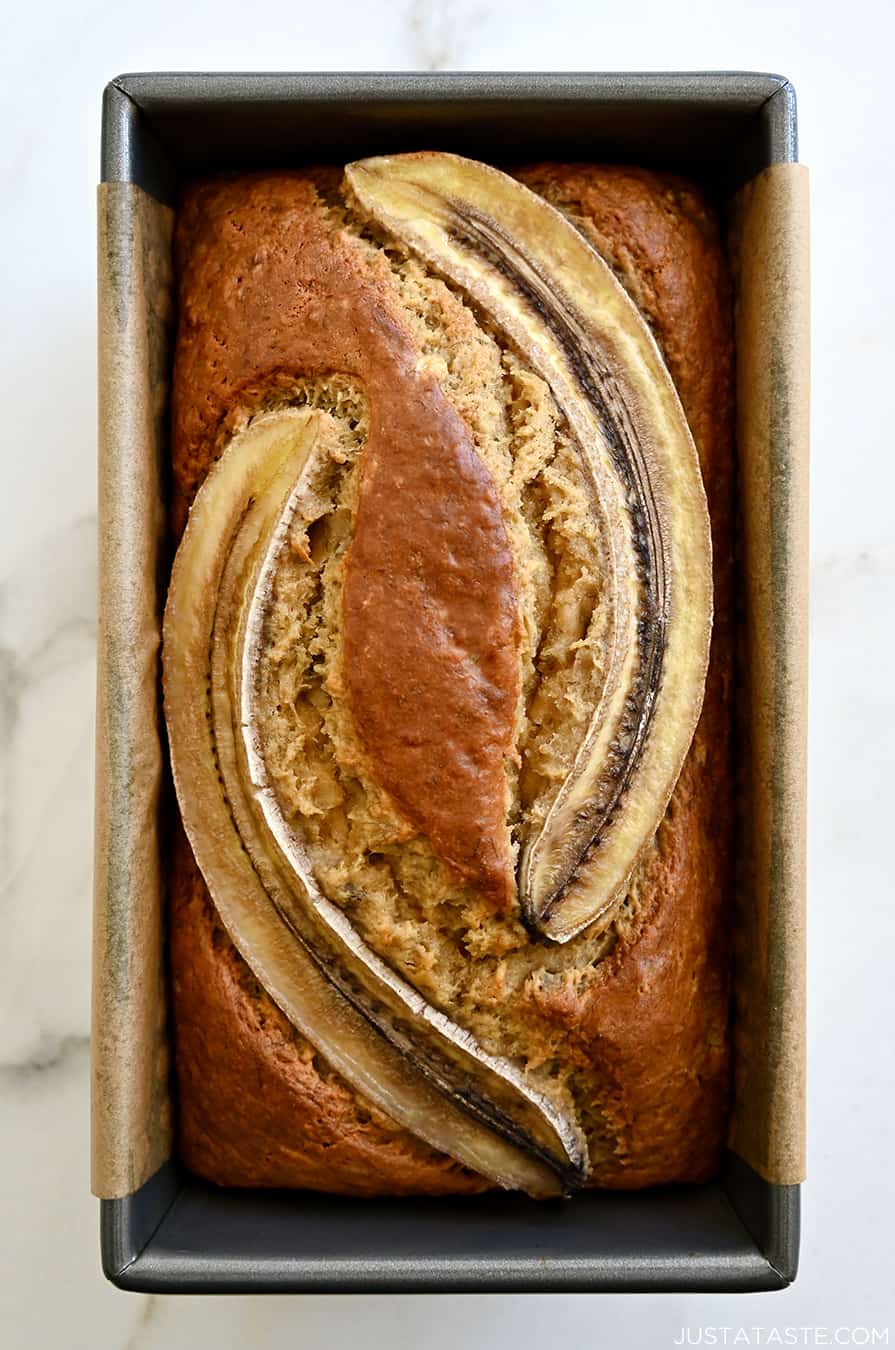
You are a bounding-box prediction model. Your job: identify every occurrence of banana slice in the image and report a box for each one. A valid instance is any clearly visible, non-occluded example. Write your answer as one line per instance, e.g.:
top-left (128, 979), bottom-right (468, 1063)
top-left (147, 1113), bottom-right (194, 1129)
top-left (163, 407), bottom-right (586, 1194)
top-left (345, 153), bottom-right (713, 944)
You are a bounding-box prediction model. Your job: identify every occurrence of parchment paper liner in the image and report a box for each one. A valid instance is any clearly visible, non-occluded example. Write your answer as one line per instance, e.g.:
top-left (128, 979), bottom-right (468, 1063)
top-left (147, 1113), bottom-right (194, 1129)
top-left (92, 164), bottom-right (809, 1198)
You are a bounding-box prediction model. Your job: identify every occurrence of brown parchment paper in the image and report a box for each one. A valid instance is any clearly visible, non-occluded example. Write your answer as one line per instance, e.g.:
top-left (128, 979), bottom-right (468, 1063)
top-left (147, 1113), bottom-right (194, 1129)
top-left (92, 163), bottom-right (809, 1200)
top-left (92, 183), bottom-right (174, 1198)
top-left (728, 163), bottom-right (810, 1186)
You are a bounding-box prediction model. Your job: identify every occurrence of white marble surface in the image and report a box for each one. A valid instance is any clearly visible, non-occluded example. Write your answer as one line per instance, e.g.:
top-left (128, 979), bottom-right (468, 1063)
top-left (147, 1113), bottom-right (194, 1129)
top-left (2, 0), bottom-right (894, 1344)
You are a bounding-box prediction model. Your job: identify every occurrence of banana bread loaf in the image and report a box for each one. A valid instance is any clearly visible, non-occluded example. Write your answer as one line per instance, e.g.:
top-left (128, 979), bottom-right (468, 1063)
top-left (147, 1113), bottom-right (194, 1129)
top-left (165, 158), bottom-right (734, 1194)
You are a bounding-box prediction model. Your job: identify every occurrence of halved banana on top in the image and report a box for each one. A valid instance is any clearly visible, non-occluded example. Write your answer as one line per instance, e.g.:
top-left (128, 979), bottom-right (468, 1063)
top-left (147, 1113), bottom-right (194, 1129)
top-left (164, 408), bottom-right (585, 1195)
top-left (346, 153), bottom-right (713, 944)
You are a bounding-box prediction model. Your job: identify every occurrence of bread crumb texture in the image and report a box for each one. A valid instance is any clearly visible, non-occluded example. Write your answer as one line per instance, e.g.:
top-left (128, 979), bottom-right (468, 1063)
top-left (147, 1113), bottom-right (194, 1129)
top-left (169, 163), bottom-right (735, 1192)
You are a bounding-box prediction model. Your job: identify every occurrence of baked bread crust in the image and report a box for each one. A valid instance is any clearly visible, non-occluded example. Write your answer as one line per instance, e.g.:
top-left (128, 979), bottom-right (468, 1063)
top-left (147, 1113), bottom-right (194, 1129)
top-left (168, 162), bottom-right (734, 1193)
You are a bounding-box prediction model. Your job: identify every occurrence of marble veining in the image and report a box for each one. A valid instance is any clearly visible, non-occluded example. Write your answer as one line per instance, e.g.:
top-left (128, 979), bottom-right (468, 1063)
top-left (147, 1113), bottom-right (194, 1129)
top-left (121, 1297), bottom-right (159, 1350)
top-left (405, 0), bottom-right (485, 70)
top-left (0, 515), bottom-right (97, 1074)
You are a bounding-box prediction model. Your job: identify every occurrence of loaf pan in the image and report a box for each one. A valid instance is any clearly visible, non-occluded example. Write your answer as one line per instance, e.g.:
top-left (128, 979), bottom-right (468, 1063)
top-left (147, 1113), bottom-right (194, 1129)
top-left (94, 71), bottom-right (808, 1294)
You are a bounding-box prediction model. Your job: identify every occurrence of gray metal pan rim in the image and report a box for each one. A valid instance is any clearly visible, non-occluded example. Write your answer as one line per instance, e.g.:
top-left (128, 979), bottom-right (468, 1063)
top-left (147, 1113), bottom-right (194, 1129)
top-left (97, 69), bottom-right (800, 1294)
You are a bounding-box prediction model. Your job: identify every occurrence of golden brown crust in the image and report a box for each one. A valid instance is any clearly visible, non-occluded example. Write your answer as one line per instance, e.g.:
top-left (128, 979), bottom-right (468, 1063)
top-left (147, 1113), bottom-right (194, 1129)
top-left (342, 341), bottom-right (520, 910)
top-left (168, 161), bottom-right (734, 1192)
